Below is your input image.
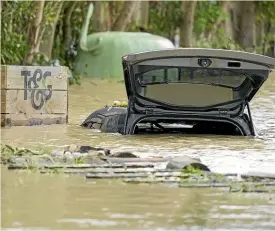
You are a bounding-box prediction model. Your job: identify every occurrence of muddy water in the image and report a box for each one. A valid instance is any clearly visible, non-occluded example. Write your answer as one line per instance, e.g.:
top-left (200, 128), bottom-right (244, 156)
top-left (2, 73), bottom-right (275, 174)
top-left (1, 72), bottom-right (275, 230)
top-left (2, 167), bottom-right (275, 230)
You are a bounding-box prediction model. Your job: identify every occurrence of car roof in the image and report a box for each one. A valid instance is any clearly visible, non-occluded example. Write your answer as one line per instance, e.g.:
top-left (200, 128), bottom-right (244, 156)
top-left (123, 48), bottom-right (275, 68)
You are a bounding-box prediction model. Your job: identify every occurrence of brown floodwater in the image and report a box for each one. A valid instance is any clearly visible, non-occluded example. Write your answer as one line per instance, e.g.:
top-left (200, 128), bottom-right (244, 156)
top-left (1, 72), bottom-right (275, 230)
top-left (1, 167), bottom-right (275, 230)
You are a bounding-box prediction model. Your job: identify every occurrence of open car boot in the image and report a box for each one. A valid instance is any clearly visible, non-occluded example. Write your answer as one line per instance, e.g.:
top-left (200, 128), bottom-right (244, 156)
top-left (81, 48), bottom-right (275, 136)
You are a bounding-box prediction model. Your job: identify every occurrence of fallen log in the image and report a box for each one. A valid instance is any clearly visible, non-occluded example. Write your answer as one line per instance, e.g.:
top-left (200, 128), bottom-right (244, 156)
top-left (123, 178), bottom-right (182, 183)
top-left (7, 162), bottom-right (156, 170)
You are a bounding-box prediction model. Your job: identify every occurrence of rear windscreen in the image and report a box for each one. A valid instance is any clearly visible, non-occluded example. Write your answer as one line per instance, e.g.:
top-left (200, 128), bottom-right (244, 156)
top-left (135, 66), bottom-right (247, 88)
top-left (133, 65), bottom-right (253, 107)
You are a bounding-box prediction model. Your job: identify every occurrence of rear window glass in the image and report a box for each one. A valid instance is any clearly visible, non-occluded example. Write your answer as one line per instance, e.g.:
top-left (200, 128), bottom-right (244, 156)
top-left (136, 66), bottom-right (246, 88)
top-left (133, 66), bottom-right (252, 107)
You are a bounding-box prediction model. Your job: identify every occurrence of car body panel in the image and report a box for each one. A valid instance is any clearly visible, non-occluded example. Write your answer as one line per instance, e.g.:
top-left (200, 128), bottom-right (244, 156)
top-left (123, 48), bottom-right (275, 67)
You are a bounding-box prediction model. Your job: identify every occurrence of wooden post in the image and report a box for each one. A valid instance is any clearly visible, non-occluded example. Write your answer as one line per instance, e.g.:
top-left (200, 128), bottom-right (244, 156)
top-left (1, 65), bottom-right (68, 127)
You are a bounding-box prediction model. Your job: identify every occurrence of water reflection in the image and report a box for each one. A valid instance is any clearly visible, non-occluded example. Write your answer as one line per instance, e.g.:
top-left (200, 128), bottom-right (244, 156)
top-left (2, 168), bottom-right (275, 230)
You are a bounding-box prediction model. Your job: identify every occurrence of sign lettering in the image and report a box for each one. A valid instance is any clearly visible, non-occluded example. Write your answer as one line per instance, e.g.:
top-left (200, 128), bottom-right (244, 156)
top-left (21, 69), bottom-right (52, 110)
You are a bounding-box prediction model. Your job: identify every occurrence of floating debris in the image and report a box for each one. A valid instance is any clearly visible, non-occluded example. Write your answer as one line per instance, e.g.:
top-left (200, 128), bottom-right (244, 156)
top-left (2, 144), bottom-right (275, 193)
top-left (7, 163), bottom-right (157, 170)
top-left (179, 183), bottom-right (230, 188)
top-left (123, 178), bottom-right (182, 183)
top-left (2, 144), bottom-right (207, 171)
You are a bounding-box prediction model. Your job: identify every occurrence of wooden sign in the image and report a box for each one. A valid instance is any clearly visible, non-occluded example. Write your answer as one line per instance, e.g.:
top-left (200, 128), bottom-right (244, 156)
top-left (1, 65), bottom-right (69, 126)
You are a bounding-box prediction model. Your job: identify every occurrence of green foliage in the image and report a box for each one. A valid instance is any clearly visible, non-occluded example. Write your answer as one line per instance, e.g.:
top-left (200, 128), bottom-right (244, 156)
top-left (147, 1), bottom-right (183, 39)
top-left (1, 0), bottom-right (274, 86)
top-left (195, 1), bottom-right (222, 35)
top-left (1, 1), bottom-right (62, 66)
top-left (68, 73), bottom-right (82, 86)
top-left (229, 182), bottom-right (275, 193)
top-left (256, 1), bottom-right (275, 25)
top-left (74, 156), bottom-right (84, 164)
top-left (255, 1), bottom-right (275, 54)
top-left (1, 144), bottom-right (15, 164)
top-left (194, 1), bottom-right (240, 50)
top-left (182, 164), bottom-right (204, 175)
top-left (1, 1), bottom-right (31, 64)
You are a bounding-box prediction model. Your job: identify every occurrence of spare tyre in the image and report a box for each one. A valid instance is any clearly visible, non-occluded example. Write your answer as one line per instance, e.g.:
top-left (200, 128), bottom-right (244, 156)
top-left (81, 106), bottom-right (127, 133)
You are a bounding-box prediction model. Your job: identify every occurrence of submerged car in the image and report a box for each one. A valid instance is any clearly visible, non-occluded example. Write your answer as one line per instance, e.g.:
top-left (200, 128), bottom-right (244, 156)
top-left (81, 48), bottom-right (275, 136)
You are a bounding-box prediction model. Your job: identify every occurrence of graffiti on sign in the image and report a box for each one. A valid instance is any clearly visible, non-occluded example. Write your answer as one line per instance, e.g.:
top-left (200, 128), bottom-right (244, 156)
top-left (21, 69), bottom-right (53, 110)
top-left (28, 119), bottom-right (43, 126)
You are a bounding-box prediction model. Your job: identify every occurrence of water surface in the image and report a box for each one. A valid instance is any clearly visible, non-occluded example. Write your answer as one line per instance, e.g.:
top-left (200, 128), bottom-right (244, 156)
top-left (2, 168), bottom-right (275, 230)
top-left (1, 72), bottom-right (275, 230)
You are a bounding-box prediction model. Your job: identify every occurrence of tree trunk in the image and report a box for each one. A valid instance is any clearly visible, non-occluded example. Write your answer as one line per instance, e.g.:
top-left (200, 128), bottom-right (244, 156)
top-left (135, 1), bottom-right (149, 29)
top-left (132, 1), bottom-right (149, 29)
top-left (131, 1), bottom-right (141, 26)
top-left (39, 1), bottom-right (64, 60)
top-left (180, 1), bottom-right (197, 47)
top-left (256, 21), bottom-right (265, 53)
top-left (92, 1), bottom-right (106, 32)
top-left (218, 1), bottom-right (234, 40)
top-left (106, 2), bottom-right (112, 30)
top-left (108, 1), bottom-right (116, 30)
top-left (266, 25), bottom-right (275, 57)
top-left (205, 1), bottom-right (232, 41)
top-left (47, 1), bottom-right (64, 59)
top-left (231, 1), bottom-right (242, 43)
top-left (111, 1), bottom-right (138, 31)
top-left (64, 1), bottom-right (78, 50)
top-left (140, 1), bottom-right (149, 28)
top-left (24, 0), bottom-right (45, 65)
top-left (224, 2), bottom-right (234, 41)
top-left (239, 1), bottom-right (256, 52)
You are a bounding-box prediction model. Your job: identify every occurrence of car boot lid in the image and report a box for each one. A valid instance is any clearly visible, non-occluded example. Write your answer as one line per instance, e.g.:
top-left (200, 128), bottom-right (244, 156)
top-left (123, 48), bottom-right (275, 68)
top-left (122, 48), bottom-right (275, 116)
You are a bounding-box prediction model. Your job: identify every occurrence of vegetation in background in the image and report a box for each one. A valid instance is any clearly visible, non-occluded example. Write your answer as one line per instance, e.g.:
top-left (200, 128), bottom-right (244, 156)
top-left (1, 1), bottom-right (275, 83)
